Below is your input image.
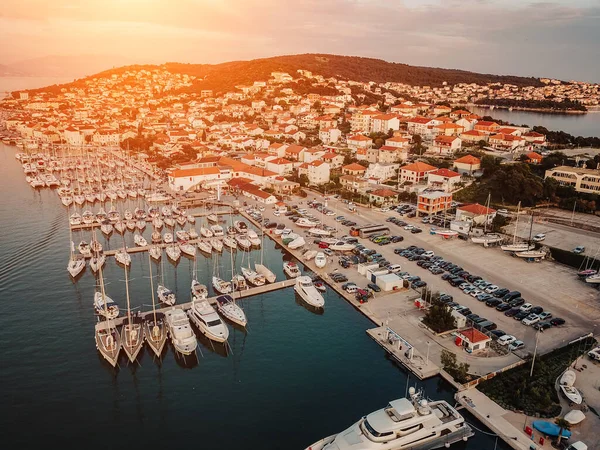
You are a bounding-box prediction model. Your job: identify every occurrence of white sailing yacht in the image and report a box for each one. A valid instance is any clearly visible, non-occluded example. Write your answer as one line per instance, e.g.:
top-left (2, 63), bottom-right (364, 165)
top-left (212, 250), bottom-right (233, 294)
top-left (241, 252), bottom-right (266, 286)
top-left (143, 250), bottom-right (168, 357)
top-left (120, 266), bottom-right (145, 363)
top-left (94, 263), bottom-right (121, 367)
top-left (501, 202), bottom-right (535, 252)
top-left (67, 227), bottom-right (86, 278)
top-left (216, 294), bottom-right (248, 327)
top-left (149, 244), bottom-right (162, 261)
top-left (134, 233), bottom-right (148, 247)
top-left (211, 238), bottom-right (223, 253)
top-left (166, 242), bottom-right (181, 263)
top-left (471, 193), bottom-right (502, 245)
top-left (255, 227), bottom-right (276, 283)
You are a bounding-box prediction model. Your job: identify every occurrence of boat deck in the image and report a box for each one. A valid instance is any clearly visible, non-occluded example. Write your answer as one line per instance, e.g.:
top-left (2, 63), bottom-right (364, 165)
top-left (95, 278), bottom-right (296, 331)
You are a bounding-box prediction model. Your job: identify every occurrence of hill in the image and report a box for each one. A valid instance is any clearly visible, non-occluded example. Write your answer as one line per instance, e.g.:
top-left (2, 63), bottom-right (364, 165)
top-left (19, 53), bottom-right (545, 95)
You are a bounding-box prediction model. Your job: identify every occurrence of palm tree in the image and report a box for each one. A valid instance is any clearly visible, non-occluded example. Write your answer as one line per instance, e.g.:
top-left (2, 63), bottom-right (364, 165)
top-left (554, 417), bottom-right (571, 445)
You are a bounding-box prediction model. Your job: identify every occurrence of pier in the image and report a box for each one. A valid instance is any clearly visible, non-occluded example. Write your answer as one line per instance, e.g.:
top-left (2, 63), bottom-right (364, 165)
top-left (96, 278), bottom-right (296, 331)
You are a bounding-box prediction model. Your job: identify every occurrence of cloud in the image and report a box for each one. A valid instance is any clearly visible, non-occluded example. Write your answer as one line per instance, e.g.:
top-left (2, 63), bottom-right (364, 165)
top-left (0, 0), bottom-right (598, 81)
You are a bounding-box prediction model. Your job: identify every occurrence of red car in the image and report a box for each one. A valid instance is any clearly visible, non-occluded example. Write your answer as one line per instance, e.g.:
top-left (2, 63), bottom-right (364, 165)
top-left (318, 242), bottom-right (329, 249)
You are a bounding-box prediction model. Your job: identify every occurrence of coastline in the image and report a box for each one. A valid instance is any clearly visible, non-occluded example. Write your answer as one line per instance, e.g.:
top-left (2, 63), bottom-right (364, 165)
top-left (466, 103), bottom-right (588, 115)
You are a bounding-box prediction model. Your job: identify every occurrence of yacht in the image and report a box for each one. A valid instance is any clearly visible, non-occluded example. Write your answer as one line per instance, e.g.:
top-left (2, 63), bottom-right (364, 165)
top-left (78, 241), bottom-right (92, 257)
top-left (304, 250), bottom-right (318, 261)
top-left (149, 245), bottom-right (162, 261)
top-left (247, 229), bottom-right (262, 247)
top-left (207, 213), bottom-right (219, 223)
top-left (191, 279), bottom-right (209, 300)
top-left (176, 230), bottom-right (190, 241)
top-left (275, 223), bottom-right (286, 235)
top-left (210, 224), bottom-right (224, 237)
top-left (200, 226), bottom-right (214, 238)
top-left (114, 221), bottom-right (126, 234)
top-left (188, 299), bottom-right (230, 343)
top-left (212, 276), bottom-right (233, 295)
top-left (69, 212), bottom-right (82, 226)
top-left (232, 274), bottom-right (247, 291)
top-left (61, 195), bottom-right (74, 207)
top-left (216, 295), bottom-right (247, 327)
top-left (134, 233), bottom-right (148, 247)
top-left (94, 291), bottom-right (120, 319)
top-left (152, 217), bottom-right (164, 229)
top-left (223, 236), bottom-right (237, 251)
top-left (308, 227), bottom-right (332, 236)
top-left (515, 249), bottom-right (547, 259)
top-left (211, 238), bottom-right (223, 253)
top-left (329, 241), bottom-right (355, 252)
top-left (234, 220), bottom-right (248, 233)
top-left (126, 219), bottom-right (136, 231)
top-left (95, 324), bottom-right (121, 368)
top-left (187, 214), bottom-right (196, 224)
top-left (151, 230), bottom-right (162, 243)
top-left (82, 210), bottom-right (95, 225)
top-left (306, 388), bottom-right (473, 450)
top-left (166, 245), bottom-right (181, 263)
top-left (585, 273), bottom-right (600, 284)
top-left (255, 263), bottom-right (276, 283)
top-left (197, 240), bottom-right (213, 255)
top-left (157, 284), bottom-right (176, 306)
top-left (89, 253), bottom-right (106, 273)
top-left (241, 266), bottom-right (266, 286)
top-left (179, 242), bottom-right (197, 257)
top-left (471, 233), bottom-right (503, 245)
top-left (284, 261), bottom-right (301, 278)
top-left (176, 215), bottom-right (187, 227)
top-left (164, 217), bottom-right (176, 228)
top-left (314, 252), bottom-right (327, 268)
top-left (136, 220), bottom-right (146, 231)
top-left (294, 276), bottom-right (325, 308)
top-left (296, 217), bottom-right (319, 228)
top-left (67, 254), bottom-right (86, 278)
top-left (500, 243), bottom-right (536, 252)
top-left (114, 248), bottom-right (131, 266)
top-left (235, 234), bottom-right (252, 251)
top-left (164, 232), bottom-right (174, 244)
top-left (100, 221), bottom-right (113, 236)
top-left (188, 228), bottom-right (199, 240)
top-left (165, 308), bottom-right (197, 356)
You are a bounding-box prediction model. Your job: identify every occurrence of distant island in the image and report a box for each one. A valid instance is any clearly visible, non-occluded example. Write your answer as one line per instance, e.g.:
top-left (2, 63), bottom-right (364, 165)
top-left (474, 97), bottom-right (587, 113)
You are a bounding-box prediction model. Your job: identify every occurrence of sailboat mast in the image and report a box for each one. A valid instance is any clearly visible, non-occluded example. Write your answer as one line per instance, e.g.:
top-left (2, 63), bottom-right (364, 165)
top-left (148, 252), bottom-right (157, 324)
top-left (124, 264), bottom-right (132, 331)
top-left (513, 201), bottom-right (521, 245)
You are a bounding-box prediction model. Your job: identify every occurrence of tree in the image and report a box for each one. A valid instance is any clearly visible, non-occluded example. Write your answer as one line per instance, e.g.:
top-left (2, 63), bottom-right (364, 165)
top-left (423, 301), bottom-right (456, 333)
top-left (298, 174), bottom-right (309, 187)
top-left (440, 350), bottom-right (470, 384)
top-left (480, 155), bottom-right (502, 177)
top-left (554, 417), bottom-right (571, 445)
top-left (491, 214), bottom-right (508, 232)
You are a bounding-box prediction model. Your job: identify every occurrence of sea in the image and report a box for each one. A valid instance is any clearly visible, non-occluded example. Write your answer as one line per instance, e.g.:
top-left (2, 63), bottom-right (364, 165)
top-left (0, 143), bottom-right (510, 449)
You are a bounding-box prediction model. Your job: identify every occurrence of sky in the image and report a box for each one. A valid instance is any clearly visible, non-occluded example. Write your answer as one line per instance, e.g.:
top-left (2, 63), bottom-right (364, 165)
top-left (1, 0), bottom-right (600, 81)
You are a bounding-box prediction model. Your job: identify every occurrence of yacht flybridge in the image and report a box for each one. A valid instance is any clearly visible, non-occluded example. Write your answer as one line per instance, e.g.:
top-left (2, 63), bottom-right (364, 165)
top-left (307, 388), bottom-right (473, 450)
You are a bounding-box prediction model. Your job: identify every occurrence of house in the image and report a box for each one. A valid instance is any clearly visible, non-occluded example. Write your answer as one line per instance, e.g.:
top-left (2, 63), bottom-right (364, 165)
top-left (523, 131), bottom-right (546, 146)
top-left (168, 166), bottom-right (222, 191)
top-left (427, 168), bottom-right (462, 192)
top-left (285, 144), bottom-right (307, 161)
top-left (340, 175), bottom-right (368, 193)
top-left (524, 151), bottom-right (543, 164)
top-left (399, 162), bottom-right (437, 184)
top-left (406, 117), bottom-right (442, 138)
top-left (449, 110), bottom-right (473, 120)
top-left (429, 136), bottom-right (461, 156)
top-left (347, 134), bottom-right (373, 150)
top-left (356, 146), bottom-right (379, 163)
top-left (459, 129), bottom-right (487, 144)
top-left (433, 122), bottom-right (464, 136)
top-left (265, 157), bottom-right (294, 175)
top-left (315, 115), bottom-right (337, 130)
top-left (378, 145), bottom-right (409, 164)
top-left (473, 121), bottom-right (500, 135)
top-left (342, 163), bottom-right (367, 176)
top-left (322, 152), bottom-right (345, 169)
top-left (306, 160), bottom-right (331, 185)
top-left (63, 127), bottom-right (84, 146)
top-left (369, 188), bottom-right (399, 207)
top-left (544, 165), bottom-right (600, 194)
top-left (303, 148), bottom-right (326, 164)
top-left (455, 203), bottom-right (497, 225)
top-left (433, 105), bottom-right (452, 116)
top-left (385, 135), bottom-right (410, 149)
top-left (371, 114), bottom-right (400, 133)
top-left (456, 328), bottom-right (491, 352)
top-left (365, 163), bottom-right (399, 182)
top-left (455, 117), bottom-right (478, 132)
top-left (390, 103), bottom-right (419, 116)
top-left (453, 155), bottom-right (481, 175)
top-left (489, 133), bottom-right (525, 151)
top-left (237, 182), bottom-right (278, 204)
top-left (417, 191), bottom-right (453, 216)
top-left (268, 142), bottom-right (288, 157)
top-left (319, 128), bottom-right (341, 144)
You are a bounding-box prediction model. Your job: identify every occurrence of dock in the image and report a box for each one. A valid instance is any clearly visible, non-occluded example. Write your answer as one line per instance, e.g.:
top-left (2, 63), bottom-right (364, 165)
top-left (101, 237), bottom-right (227, 256)
top-left (96, 278), bottom-right (296, 331)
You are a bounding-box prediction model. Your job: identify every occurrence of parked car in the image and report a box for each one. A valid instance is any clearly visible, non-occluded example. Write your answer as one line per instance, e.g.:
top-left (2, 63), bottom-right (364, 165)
top-left (550, 317), bottom-right (566, 326)
top-left (532, 233), bottom-right (546, 242)
top-left (411, 228), bottom-right (423, 234)
top-left (533, 321), bottom-right (553, 331)
top-left (498, 335), bottom-right (517, 346)
top-left (519, 303), bottom-right (533, 313)
top-left (367, 283), bottom-right (381, 292)
top-left (514, 311), bottom-right (530, 321)
top-left (486, 298), bottom-right (502, 308)
top-left (538, 311), bottom-right (553, 321)
top-left (573, 245), bottom-right (585, 254)
top-left (530, 306), bottom-right (544, 315)
top-left (494, 288), bottom-right (510, 298)
top-left (509, 297), bottom-right (525, 307)
top-left (505, 307), bottom-right (521, 317)
top-left (412, 280), bottom-right (427, 288)
top-left (508, 340), bottom-right (525, 351)
top-left (522, 314), bottom-right (540, 326)
top-left (496, 303), bottom-right (512, 312)
top-left (490, 330), bottom-right (507, 339)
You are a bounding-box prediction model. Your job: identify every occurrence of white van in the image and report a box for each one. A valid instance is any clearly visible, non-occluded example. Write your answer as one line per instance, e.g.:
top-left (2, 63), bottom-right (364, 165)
top-left (388, 264), bottom-right (402, 273)
top-left (345, 285), bottom-right (358, 294)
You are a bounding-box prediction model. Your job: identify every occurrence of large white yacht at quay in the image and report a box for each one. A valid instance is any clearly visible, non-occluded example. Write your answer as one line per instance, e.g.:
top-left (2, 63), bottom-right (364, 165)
top-left (294, 276), bottom-right (325, 308)
top-left (307, 388), bottom-right (473, 450)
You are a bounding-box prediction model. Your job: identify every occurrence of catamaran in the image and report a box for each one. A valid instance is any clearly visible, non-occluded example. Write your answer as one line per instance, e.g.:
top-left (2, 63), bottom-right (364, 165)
top-left (120, 266), bottom-right (145, 363)
top-left (294, 276), bottom-right (325, 308)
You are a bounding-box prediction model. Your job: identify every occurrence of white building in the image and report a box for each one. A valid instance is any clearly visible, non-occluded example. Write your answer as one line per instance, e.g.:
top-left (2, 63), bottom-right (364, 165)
top-left (365, 162), bottom-right (399, 182)
top-left (307, 160), bottom-right (330, 185)
top-left (319, 128), bottom-right (342, 144)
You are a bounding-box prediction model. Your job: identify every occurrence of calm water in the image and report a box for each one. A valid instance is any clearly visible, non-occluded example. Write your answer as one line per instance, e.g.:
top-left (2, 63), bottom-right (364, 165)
top-left (470, 106), bottom-right (600, 138)
top-left (0, 76), bottom-right (74, 98)
top-left (0, 143), bottom-right (507, 449)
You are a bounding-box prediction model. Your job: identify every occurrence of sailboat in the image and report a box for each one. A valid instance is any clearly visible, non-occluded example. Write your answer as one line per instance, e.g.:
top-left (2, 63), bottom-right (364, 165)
top-left (255, 226), bottom-right (276, 283)
top-left (191, 255), bottom-right (208, 300)
top-left (207, 213), bottom-right (219, 223)
top-left (149, 244), bottom-right (162, 261)
top-left (241, 251), bottom-right (266, 286)
top-left (501, 202), bottom-right (535, 252)
top-left (119, 266), bottom-right (145, 363)
top-left (470, 193), bottom-right (502, 245)
top-left (197, 240), bottom-right (213, 255)
top-left (212, 249), bottom-right (233, 294)
top-left (216, 294), bottom-right (248, 327)
top-left (166, 242), bottom-right (181, 263)
top-left (93, 275), bottom-right (119, 319)
top-left (94, 263), bottom-right (121, 367)
top-left (211, 238), bottom-right (223, 253)
top-left (67, 226), bottom-right (86, 278)
top-left (144, 253), bottom-right (168, 358)
top-left (514, 211), bottom-right (547, 259)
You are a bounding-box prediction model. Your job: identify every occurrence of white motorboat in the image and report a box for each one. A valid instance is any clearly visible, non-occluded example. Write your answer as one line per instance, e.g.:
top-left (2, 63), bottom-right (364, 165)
top-left (114, 248), bottom-right (131, 266)
top-left (89, 254), bottom-right (106, 272)
top-left (212, 276), bottom-right (233, 295)
top-left (210, 224), bottom-right (224, 236)
top-left (255, 263), bottom-right (276, 283)
top-left (165, 308), bottom-right (197, 356)
top-left (501, 243), bottom-right (536, 252)
top-left (564, 410), bottom-right (586, 425)
top-left (283, 261), bottom-right (301, 278)
top-left (274, 224), bottom-right (286, 235)
top-left (216, 294), bottom-right (247, 327)
top-left (211, 238), bottom-right (223, 252)
top-left (234, 220), bottom-right (248, 233)
top-left (149, 245), bottom-right (162, 261)
top-left (288, 236), bottom-right (306, 249)
top-left (191, 279), bottom-right (208, 300)
top-left (166, 245), bottom-right (181, 263)
top-left (232, 274), bottom-right (247, 291)
top-left (179, 242), bottom-right (197, 257)
top-left (78, 240), bottom-right (92, 257)
top-left (157, 284), bottom-right (176, 306)
top-left (560, 385), bottom-right (583, 404)
top-left (207, 213), bottom-right (219, 223)
top-left (134, 233), bottom-right (148, 247)
top-left (329, 241), bottom-right (355, 252)
top-left (247, 229), bottom-right (262, 247)
top-left (235, 234), bottom-right (252, 251)
top-left (164, 232), bottom-right (174, 244)
top-left (303, 250), bottom-right (318, 261)
top-left (306, 388), bottom-right (473, 450)
top-left (94, 291), bottom-right (119, 319)
top-left (584, 273), bottom-right (600, 284)
top-left (67, 254), bottom-right (86, 278)
top-left (200, 226), bottom-right (214, 238)
top-left (308, 227), bottom-right (331, 236)
top-left (188, 299), bottom-right (230, 343)
top-left (223, 236), bottom-right (237, 250)
top-left (560, 369), bottom-right (576, 387)
top-left (241, 266), bottom-right (266, 286)
top-left (197, 240), bottom-right (213, 255)
top-left (296, 218), bottom-right (318, 228)
top-left (314, 252), bottom-right (327, 268)
top-left (294, 276), bottom-right (325, 308)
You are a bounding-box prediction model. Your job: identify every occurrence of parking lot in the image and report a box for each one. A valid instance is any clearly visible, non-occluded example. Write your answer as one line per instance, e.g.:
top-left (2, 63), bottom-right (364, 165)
top-left (261, 195), bottom-right (600, 357)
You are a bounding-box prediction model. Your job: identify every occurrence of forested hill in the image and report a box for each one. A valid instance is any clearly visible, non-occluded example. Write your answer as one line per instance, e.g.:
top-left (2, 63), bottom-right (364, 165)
top-left (23, 53), bottom-right (545, 95)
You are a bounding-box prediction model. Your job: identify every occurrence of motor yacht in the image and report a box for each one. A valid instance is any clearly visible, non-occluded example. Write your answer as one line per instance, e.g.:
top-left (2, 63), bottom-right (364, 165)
top-left (314, 252), bottom-right (327, 268)
top-left (329, 241), bottom-right (355, 252)
top-left (235, 234), bottom-right (252, 251)
top-left (188, 299), bottom-right (230, 343)
top-left (234, 220), bottom-right (248, 233)
top-left (294, 276), bottom-right (325, 308)
top-left (212, 276), bottom-right (233, 295)
top-left (471, 233), bottom-right (503, 245)
top-left (216, 295), bottom-right (247, 327)
top-left (223, 236), bottom-right (237, 250)
top-left (191, 279), bottom-right (208, 300)
top-left (303, 250), bottom-right (318, 261)
top-left (165, 308), bottom-right (197, 356)
top-left (232, 274), bottom-right (247, 291)
top-left (284, 261), bottom-right (301, 278)
top-left (306, 388), bottom-right (473, 450)
top-left (288, 236), bottom-right (306, 249)
top-left (210, 224), bottom-right (224, 236)
top-left (247, 229), bottom-right (262, 247)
